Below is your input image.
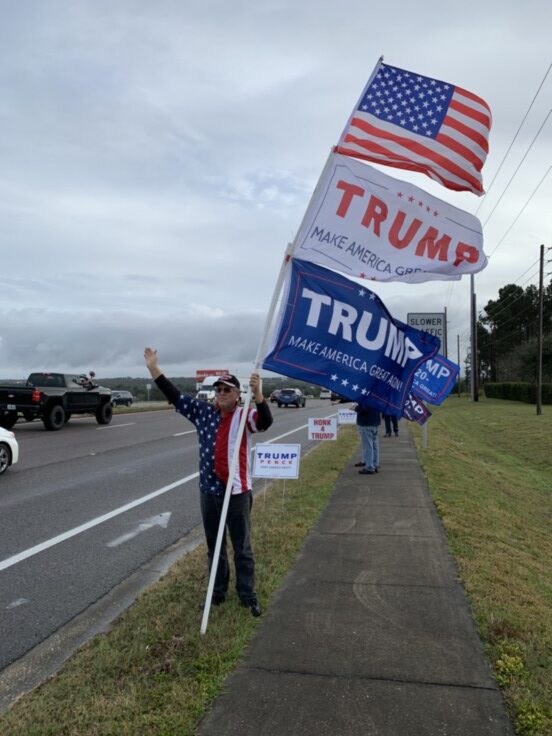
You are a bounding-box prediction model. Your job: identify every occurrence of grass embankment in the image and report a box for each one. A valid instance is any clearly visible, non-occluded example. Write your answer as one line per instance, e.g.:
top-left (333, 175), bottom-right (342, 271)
top-left (0, 427), bottom-right (359, 736)
top-left (112, 402), bottom-right (170, 414)
top-left (411, 397), bottom-right (552, 736)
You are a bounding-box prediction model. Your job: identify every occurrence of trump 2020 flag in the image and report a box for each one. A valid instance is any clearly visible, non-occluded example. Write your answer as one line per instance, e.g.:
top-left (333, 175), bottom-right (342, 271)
top-left (403, 393), bottom-right (432, 425)
top-left (411, 354), bottom-right (460, 406)
top-left (263, 258), bottom-right (440, 417)
top-left (336, 60), bottom-right (492, 196)
top-left (293, 152), bottom-right (486, 283)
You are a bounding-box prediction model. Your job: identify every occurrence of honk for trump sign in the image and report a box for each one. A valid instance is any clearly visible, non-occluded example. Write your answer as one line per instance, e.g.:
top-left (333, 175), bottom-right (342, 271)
top-left (293, 152), bottom-right (486, 283)
top-left (308, 417), bottom-right (338, 440)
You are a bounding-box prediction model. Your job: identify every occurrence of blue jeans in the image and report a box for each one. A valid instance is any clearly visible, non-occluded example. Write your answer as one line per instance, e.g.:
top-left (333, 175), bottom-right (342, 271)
top-left (358, 425), bottom-right (380, 470)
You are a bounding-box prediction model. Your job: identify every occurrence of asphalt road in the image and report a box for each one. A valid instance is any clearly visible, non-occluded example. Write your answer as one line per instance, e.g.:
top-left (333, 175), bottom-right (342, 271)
top-left (0, 400), bottom-right (340, 674)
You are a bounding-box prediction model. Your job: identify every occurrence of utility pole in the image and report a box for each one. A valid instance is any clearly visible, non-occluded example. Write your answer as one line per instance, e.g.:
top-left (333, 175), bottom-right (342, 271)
top-left (443, 306), bottom-right (448, 357)
top-left (470, 274), bottom-right (479, 401)
top-left (536, 244), bottom-right (544, 415)
top-left (457, 334), bottom-right (461, 396)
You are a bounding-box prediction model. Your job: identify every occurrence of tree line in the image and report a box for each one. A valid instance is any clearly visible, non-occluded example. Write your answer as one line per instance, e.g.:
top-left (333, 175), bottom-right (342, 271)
top-left (476, 280), bottom-right (552, 383)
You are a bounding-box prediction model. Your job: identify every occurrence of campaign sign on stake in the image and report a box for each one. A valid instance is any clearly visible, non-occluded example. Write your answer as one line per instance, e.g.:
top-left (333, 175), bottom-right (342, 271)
top-left (253, 443), bottom-right (301, 479)
top-left (337, 408), bottom-right (357, 425)
top-left (308, 417), bottom-right (338, 440)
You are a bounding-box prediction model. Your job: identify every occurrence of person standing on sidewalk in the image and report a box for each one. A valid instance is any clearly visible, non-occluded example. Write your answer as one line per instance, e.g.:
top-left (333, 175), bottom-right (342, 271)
top-left (354, 404), bottom-right (381, 474)
top-left (383, 412), bottom-right (399, 437)
top-left (144, 348), bottom-right (273, 616)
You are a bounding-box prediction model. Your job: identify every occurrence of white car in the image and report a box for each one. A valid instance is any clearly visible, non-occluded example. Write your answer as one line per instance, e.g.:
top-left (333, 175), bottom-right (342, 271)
top-left (0, 427), bottom-right (19, 475)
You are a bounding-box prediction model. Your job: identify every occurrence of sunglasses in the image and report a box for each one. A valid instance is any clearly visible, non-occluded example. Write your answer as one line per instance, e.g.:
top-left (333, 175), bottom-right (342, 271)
top-left (215, 386), bottom-right (234, 393)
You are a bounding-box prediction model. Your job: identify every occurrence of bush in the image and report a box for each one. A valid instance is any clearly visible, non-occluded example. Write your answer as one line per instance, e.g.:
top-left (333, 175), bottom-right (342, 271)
top-left (483, 382), bottom-right (552, 404)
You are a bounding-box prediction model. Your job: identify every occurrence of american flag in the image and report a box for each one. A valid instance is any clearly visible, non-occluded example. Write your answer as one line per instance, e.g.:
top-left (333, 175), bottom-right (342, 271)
top-left (336, 60), bottom-right (492, 196)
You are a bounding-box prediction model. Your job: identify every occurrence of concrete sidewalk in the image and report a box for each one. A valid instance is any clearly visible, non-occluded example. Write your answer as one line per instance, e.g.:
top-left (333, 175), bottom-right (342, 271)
top-left (199, 429), bottom-right (514, 735)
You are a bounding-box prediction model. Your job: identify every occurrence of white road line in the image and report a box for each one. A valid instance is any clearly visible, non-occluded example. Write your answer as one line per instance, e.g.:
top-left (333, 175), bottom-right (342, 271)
top-left (96, 423), bottom-right (135, 430)
top-left (0, 473), bottom-right (198, 573)
top-left (173, 430), bottom-right (196, 437)
top-left (0, 414), bottom-right (335, 572)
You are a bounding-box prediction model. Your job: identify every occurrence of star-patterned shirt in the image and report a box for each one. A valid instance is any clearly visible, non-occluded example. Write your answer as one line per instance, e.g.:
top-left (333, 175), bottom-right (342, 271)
top-left (176, 394), bottom-right (226, 494)
top-left (153, 374), bottom-right (272, 496)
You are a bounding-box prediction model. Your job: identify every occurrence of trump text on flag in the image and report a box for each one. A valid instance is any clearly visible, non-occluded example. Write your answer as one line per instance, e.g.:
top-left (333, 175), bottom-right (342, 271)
top-left (411, 354), bottom-right (459, 405)
top-left (403, 394), bottom-right (432, 425)
top-left (294, 153), bottom-right (486, 284)
top-left (263, 259), bottom-right (440, 416)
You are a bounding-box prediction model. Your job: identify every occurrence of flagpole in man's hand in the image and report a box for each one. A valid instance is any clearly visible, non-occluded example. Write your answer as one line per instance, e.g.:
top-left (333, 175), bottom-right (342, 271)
top-left (200, 242), bottom-right (294, 635)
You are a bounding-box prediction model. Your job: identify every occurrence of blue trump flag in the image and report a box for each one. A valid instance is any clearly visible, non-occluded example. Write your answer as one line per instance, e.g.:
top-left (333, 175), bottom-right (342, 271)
top-left (263, 259), bottom-right (440, 416)
top-left (403, 393), bottom-right (432, 425)
top-left (411, 353), bottom-right (460, 406)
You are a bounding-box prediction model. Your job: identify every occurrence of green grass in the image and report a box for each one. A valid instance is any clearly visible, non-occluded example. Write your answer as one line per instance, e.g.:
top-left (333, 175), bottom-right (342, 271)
top-left (112, 402), bottom-right (171, 414)
top-left (4, 397), bottom-right (551, 735)
top-left (411, 396), bottom-right (552, 736)
top-left (0, 427), bottom-right (359, 736)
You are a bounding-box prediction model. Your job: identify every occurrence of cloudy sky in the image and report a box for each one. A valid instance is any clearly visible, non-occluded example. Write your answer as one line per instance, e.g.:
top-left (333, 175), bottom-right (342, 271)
top-left (1, 0), bottom-right (550, 379)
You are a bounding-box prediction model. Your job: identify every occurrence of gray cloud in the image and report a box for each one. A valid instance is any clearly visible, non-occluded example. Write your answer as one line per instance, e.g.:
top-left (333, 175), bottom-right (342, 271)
top-left (1, 0), bottom-right (551, 377)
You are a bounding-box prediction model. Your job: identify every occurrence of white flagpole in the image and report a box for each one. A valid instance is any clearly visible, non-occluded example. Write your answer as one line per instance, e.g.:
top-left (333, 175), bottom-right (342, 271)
top-left (337, 55), bottom-right (383, 146)
top-left (200, 243), bottom-right (293, 635)
top-left (200, 147), bottom-right (338, 634)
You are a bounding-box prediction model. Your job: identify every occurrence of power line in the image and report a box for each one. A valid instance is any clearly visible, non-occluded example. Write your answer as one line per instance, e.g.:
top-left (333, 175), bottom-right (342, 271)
top-left (482, 108), bottom-right (552, 229)
top-left (476, 269), bottom-right (540, 322)
top-left (473, 260), bottom-right (539, 317)
top-left (476, 62), bottom-right (552, 215)
top-left (488, 165), bottom-right (552, 257)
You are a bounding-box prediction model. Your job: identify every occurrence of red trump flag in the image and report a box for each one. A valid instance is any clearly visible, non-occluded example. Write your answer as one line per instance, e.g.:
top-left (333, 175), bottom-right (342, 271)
top-left (336, 60), bottom-right (492, 196)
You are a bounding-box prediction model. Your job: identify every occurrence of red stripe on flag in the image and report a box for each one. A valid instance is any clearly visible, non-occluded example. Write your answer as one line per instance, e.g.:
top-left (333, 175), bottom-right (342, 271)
top-left (348, 117), bottom-right (482, 191)
top-left (335, 142), bottom-right (480, 195)
top-left (448, 98), bottom-right (491, 129)
top-left (455, 85), bottom-right (492, 115)
top-left (443, 115), bottom-right (489, 153)
top-left (436, 131), bottom-right (484, 171)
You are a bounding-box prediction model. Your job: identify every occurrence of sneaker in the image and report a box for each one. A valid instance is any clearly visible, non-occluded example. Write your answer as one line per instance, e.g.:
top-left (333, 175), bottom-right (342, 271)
top-left (241, 598), bottom-right (262, 617)
top-left (385, 433), bottom-right (391, 437)
top-left (354, 461), bottom-right (365, 467)
top-left (358, 467), bottom-right (375, 474)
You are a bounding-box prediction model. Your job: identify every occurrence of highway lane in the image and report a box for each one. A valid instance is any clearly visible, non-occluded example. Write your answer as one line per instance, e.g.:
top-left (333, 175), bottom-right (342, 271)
top-left (0, 400), bottom-right (340, 672)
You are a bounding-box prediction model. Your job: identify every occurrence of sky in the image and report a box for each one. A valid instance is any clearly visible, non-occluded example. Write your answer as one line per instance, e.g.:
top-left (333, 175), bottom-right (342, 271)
top-left (1, 0), bottom-right (551, 379)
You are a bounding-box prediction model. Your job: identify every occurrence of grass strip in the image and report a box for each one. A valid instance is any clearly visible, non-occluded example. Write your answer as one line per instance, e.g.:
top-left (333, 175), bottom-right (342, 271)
top-left (411, 397), bottom-right (552, 736)
top-left (0, 427), bottom-right (358, 736)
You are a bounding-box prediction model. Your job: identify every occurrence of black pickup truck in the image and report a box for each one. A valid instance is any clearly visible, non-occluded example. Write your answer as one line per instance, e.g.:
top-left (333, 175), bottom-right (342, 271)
top-left (0, 373), bottom-right (113, 431)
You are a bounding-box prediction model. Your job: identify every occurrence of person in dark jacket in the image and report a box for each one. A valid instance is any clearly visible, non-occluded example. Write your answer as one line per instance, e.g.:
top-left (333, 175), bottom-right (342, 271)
top-left (354, 404), bottom-right (381, 475)
top-left (144, 347), bottom-right (273, 616)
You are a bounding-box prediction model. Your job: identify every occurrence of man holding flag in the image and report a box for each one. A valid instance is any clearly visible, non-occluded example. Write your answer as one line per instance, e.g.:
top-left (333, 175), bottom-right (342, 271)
top-left (144, 348), bottom-right (273, 617)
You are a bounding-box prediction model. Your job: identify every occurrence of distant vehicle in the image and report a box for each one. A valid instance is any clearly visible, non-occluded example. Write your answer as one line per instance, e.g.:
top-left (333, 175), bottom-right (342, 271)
top-left (277, 388), bottom-right (306, 408)
top-left (196, 375), bottom-right (219, 403)
top-left (196, 376), bottom-right (249, 405)
top-left (319, 389), bottom-right (331, 399)
top-left (0, 372), bottom-right (112, 431)
top-left (0, 427), bottom-right (19, 475)
top-left (111, 390), bottom-right (133, 407)
top-left (269, 389), bottom-right (282, 403)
